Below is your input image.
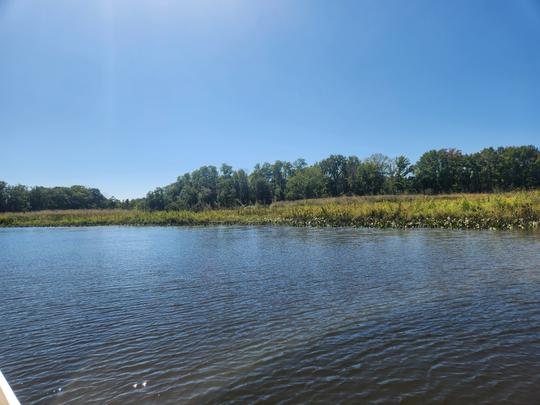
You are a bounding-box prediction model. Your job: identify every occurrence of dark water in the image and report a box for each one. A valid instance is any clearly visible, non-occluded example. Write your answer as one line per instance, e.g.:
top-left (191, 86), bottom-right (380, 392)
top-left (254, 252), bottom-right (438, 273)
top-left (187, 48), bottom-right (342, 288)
top-left (1, 227), bottom-right (540, 404)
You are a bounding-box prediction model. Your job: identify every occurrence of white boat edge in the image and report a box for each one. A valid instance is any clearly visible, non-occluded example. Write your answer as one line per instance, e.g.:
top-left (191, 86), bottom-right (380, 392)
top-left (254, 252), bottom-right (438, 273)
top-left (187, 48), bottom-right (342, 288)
top-left (0, 370), bottom-right (20, 405)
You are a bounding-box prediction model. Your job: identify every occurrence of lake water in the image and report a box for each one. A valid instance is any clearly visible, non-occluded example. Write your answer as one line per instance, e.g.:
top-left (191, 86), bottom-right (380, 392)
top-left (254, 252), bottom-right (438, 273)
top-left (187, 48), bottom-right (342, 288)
top-left (1, 226), bottom-right (540, 404)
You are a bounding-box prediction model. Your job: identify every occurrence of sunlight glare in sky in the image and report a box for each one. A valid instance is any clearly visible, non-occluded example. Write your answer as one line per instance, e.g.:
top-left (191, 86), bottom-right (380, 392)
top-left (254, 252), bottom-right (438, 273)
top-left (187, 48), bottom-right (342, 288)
top-left (98, 0), bottom-right (255, 31)
top-left (1, 0), bottom-right (539, 198)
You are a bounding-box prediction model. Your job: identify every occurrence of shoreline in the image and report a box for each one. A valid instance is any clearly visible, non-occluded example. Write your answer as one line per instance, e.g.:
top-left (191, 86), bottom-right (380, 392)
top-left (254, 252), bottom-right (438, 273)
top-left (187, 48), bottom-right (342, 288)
top-left (1, 192), bottom-right (539, 231)
top-left (1, 220), bottom-right (538, 231)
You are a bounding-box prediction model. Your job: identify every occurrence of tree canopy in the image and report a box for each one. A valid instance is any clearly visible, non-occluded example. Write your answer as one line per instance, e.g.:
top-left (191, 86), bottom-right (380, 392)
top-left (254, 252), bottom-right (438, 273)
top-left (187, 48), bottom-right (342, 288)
top-left (1, 145), bottom-right (539, 212)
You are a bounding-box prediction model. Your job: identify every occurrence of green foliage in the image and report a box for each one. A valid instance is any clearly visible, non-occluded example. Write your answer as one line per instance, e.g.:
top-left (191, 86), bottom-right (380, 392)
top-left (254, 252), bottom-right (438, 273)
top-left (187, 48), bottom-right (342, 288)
top-left (414, 149), bottom-right (465, 193)
top-left (0, 183), bottom-right (113, 212)
top-left (2, 191), bottom-right (539, 230)
top-left (385, 155), bottom-right (412, 194)
top-left (1, 144), bottom-right (539, 213)
top-left (285, 166), bottom-right (325, 200)
top-left (233, 169), bottom-right (250, 205)
top-left (0, 181), bottom-right (8, 211)
top-left (217, 164), bottom-right (236, 208)
top-left (249, 163), bottom-right (273, 204)
top-left (318, 154), bottom-right (348, 196)
top-left (414, 146), bottom-right (540, 193)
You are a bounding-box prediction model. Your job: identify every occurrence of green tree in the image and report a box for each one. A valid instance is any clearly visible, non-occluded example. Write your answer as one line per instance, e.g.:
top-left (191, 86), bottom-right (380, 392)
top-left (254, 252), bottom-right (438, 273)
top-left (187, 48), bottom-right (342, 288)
top-left (191, 166), bottom-right (219, 209)
top-left (217, 164), bottom-right (237, 208)
top-left (498, 145), bottom-right (540, 190)
top-left (361, 154), bottom-right (390, 194)
top-left (414, 149), bottom-right (465, 193)
top-left (146, 188), bottom-right (166, 211)
top-left (285, 166), bottom-right (325, 200)
top-left (0, 181), bottom-right (8, 211)
top-left (177, 184), bottom-right (198, 210)
top-left (6, 185), bottom-right (30, 212)
top-left (385, 155), bottom-right (412, 194)
top-left (29, 186), bottom-right (49, 211)
top-left (318, 155), bottom-right (348, 196)
top-left (271, 160), bottom-right (291, 202)
top-left (249, 163), bottom-right (273, 204)
top-left (233, 169), bottom-right (250, 205)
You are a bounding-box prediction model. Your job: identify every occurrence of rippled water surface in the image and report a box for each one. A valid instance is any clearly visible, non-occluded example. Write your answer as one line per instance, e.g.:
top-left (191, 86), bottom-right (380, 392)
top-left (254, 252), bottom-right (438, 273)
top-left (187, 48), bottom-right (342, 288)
top-left (1, 226), bottom-right (540, 404)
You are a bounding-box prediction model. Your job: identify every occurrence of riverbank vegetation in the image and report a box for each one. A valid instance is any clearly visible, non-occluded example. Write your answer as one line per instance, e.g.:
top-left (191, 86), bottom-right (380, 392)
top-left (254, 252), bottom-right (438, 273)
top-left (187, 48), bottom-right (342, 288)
top-left (1, 192), bottom-right (539, 230)
top-left (1, 145), bottom-right (540, 213)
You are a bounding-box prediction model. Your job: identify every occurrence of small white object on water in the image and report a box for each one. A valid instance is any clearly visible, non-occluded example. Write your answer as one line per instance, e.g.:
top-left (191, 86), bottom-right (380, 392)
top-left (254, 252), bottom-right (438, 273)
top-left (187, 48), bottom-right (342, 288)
top-left (142, 381), bottom-right (147, 387)
top-left (132, 383), bottom-right (138, 389)
top-left (58, 387), bottom-right (62, 392)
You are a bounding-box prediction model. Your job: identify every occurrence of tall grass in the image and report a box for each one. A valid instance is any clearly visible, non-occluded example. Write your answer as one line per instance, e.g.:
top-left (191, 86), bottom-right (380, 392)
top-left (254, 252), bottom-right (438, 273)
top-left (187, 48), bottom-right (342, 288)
top-left (1, 191), bottom-right (539, 230)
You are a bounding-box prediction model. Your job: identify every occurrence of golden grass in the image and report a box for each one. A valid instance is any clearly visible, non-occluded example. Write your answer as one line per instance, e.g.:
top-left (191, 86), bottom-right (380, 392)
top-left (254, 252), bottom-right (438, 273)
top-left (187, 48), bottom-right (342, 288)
top-left (1, 191), bottom-right (539, 230)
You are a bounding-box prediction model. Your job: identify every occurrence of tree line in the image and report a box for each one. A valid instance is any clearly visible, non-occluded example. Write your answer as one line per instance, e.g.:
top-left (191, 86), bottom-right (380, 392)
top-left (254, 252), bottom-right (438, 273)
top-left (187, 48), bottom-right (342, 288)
top-left (1, 145), bottom-right (539, 212)
top-left (0, 184), bottom-right (124, 212)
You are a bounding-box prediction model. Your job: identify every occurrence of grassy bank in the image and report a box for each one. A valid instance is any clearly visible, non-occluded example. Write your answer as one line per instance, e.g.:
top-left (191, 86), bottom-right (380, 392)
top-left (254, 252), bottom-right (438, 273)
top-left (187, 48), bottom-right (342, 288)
top-left (1, 192), bottom-right (539, 230)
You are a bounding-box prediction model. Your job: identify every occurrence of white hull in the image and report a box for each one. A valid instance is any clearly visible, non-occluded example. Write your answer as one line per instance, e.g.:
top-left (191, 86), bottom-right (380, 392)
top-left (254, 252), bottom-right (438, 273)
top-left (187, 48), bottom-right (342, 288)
top-left (0, 371), bottom-right (20, 405)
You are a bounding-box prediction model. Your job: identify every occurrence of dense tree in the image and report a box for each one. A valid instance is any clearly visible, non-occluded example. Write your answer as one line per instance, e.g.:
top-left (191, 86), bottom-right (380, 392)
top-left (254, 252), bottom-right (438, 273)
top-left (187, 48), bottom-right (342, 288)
top-left (177, 184), bottom-right (198, 210)
top-left (233, 169), bottom-right (250, 206)
top-left (249, 163), bottom-right (273, 204)
top-left (466, 148), bottom-right (500, 192)
top-left (453, 146), bottom-right (540, 193)
top-left (0, 181), bottom-right (8, 212)
top-left (6, 185), bottom-right (30, 212)
top-left (318, 155), bottom-right (348, 196)
top-left (270, 160), bottom-right (291, 202)
top-left (414, 149), bottom-right (466, 193)
top-left (145, 187), bottom-right (166, 211)
top-left (0, 183), bottom-right (113, 212)
top-left (385, 155), bottom-right (412, 194)
top-left (217, 164), bottom-right (236, 208)
top-left (362, 154), bottom-right (390, 195)
top-left (498, 145), bottom-right (540, 190)
top-left (2, 145), bottom-right (539, 213)
top-left (191, 166), bottom-right (219, 209)
top-left (285, 166), bottom-right (325, 200)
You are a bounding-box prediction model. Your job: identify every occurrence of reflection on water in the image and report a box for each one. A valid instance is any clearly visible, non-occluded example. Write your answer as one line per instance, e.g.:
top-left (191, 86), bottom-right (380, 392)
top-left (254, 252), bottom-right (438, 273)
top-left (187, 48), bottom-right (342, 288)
top-left (1, 226), bottom-right (539, 404)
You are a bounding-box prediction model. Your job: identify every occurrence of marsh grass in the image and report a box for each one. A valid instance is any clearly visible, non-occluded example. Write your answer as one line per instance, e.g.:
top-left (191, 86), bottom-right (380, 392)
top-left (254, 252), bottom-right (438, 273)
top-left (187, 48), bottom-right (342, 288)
top-left (1, 191), bottom-right (539, 230)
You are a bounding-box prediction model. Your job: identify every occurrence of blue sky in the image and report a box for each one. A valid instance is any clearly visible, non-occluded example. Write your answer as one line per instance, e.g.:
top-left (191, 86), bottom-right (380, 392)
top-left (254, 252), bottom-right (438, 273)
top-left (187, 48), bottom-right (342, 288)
top-left (1, 0), bottom-right (539, 199)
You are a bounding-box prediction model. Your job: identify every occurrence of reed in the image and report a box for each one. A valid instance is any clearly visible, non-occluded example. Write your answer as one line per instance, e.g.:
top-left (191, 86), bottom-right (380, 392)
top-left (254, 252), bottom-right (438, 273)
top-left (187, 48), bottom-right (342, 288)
top-left (1, 191), bottom-right (539, 230)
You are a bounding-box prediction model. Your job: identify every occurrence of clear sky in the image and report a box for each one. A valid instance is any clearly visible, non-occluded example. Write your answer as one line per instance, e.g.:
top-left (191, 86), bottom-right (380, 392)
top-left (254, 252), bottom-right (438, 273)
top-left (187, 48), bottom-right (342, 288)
top-left (1, 0), bottom-right (539, 199)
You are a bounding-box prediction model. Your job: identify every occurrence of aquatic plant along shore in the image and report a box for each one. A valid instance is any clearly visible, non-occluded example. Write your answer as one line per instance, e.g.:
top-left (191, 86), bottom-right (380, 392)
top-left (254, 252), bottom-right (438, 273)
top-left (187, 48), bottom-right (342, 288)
top-left (1, 191), bottom-right (539, 230)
